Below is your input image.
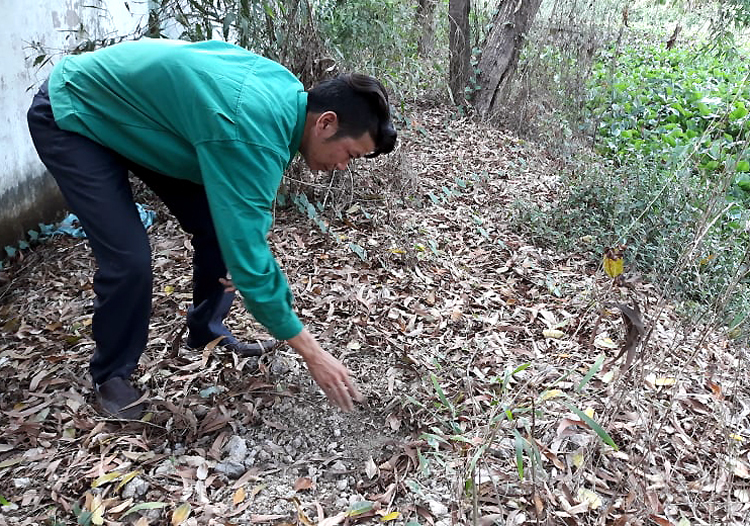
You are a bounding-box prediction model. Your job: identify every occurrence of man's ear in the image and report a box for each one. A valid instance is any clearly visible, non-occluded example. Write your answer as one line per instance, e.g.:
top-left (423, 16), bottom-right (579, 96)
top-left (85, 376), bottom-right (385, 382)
top-left (315, 111), bottom-right (339, 137)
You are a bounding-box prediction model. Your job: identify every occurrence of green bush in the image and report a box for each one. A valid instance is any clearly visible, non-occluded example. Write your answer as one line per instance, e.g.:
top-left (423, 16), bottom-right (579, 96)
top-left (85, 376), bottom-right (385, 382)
top-left (515, 42), bottom-right (750, 332)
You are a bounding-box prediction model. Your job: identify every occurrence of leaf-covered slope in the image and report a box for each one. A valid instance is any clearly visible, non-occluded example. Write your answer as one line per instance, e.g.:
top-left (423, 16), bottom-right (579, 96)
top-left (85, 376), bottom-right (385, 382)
top-left (0, 104), bottom-right (748, 525)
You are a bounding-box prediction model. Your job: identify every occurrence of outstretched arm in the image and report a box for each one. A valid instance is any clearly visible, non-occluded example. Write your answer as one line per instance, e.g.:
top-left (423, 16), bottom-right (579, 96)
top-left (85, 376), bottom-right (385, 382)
top-left (287, 329), bottom-right (364, 411)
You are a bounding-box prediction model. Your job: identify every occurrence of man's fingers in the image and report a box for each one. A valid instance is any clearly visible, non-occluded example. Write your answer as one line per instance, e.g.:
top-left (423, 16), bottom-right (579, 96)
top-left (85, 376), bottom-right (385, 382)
top-left (324, 381), bottom-right (355, 412)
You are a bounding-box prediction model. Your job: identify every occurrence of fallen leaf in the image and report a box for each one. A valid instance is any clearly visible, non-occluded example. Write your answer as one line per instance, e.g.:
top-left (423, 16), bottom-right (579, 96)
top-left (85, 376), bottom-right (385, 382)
top-left (380, 511), bottom-right (401, 521)
top-left (346, 500), bottom-right (375, 517)
top-left (233, 487), bottom-right (246, 505)
top-left (91, 471), bottom-right (122, 489)
top-left (365, 456), bottom-right (378, 480)
top-left (543, 329), bottom-right (565, 339)
top-left (294, 477), bottom-right (314, 492)
top-left (171, 502), bottom-right (191, 525)
top-left (577, 488), bottom-right (602, 509)
top-left (649, 515), bottom-right (675, 526)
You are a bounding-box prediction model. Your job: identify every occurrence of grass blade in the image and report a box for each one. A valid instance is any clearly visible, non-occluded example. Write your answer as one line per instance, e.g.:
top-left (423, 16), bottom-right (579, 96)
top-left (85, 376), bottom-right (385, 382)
top-left (577, 354), bottom-right (606, 392)
top-left (564, 402), bottom-right (618, 450)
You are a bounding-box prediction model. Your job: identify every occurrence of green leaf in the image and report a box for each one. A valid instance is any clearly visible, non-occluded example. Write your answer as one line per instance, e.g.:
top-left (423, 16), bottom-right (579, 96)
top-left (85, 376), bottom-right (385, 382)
top-left (736, 160), bottom-right (750, 172)
top-left (513, 428), bottom-right (525, 479)
top-left (0, 495), bottom-right (10, 506)
top-left (346, 500), bottom-right (374, 517)
top-left (77, 510), bottom-right (94, 526)
top-left (121, 502), bottom-right (169, 518)
top-left (430, 373), bottom-right (454, 415)
top-left (564, 402), bottom-right (618, 450)
top-left (577, 354), bottom-right (606, 392)
top-left (348, 243), bottom-right (367, 261)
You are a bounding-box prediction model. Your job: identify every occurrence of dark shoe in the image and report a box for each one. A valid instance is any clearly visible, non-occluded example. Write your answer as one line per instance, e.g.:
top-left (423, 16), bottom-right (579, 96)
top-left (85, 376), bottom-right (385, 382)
top-left (95, 377), bottom-right (147, 420)
top-left (220, 338), bottom-right (278, 357)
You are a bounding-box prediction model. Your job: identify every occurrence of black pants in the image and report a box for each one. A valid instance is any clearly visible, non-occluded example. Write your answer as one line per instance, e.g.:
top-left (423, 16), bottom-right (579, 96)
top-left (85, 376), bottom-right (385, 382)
top-left (27, 81), bottom-right (236, 384)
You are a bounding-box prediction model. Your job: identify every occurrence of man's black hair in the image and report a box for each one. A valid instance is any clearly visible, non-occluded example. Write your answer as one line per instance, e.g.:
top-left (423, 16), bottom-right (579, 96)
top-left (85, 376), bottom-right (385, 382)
top-left (307, 74), bottom-right (397, 158)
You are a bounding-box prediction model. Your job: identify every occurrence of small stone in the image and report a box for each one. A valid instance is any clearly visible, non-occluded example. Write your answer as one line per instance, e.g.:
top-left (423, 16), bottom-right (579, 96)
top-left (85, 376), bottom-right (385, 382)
top-left (225, 435), bottom-right (248, 462)
top-left (331, 460), bottom-right (346, 471)
top-left (428, 500), bottom-right (448, 517)
top-left (257, 450), bottom-right (271, 462)
top-left (291, 437), bottom-right (303, 449)
top-left (333, 428), bottom-right (341, 438)
top-left (154, 460), bottom-right (178, 477)
top-left (335, 497), bottom-right (348, 509)
top-left (336, 479), bottom-right (348, 491)
top-left (12, 478), bottom-right (31, 489)
top-left (215, 460), bottom-right (246, 479)
top-left (122, 477), bottom-right (149, 499)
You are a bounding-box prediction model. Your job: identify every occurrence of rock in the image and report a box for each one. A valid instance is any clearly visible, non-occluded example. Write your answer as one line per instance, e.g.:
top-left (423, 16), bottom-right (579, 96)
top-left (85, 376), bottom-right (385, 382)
top-left (428, 500), bottom-right (448, 517)
top-left (336, 479), bottom-right (348, 491)
top-left (12, 478), bottom-right (31, 489)
top-left (335, 497), bottom-right (348, 509)
top-left (225, 435), bottom-right (247, 462)
top-left (215, 460), bottom-right (246, 479)
top-left (122, 477), bottom-right (149, 499)
top-left (331, 460), bottom-right (346, 472)
top-left (154, 460), bottom-right (178, 477)
top-left (333, 428), bottom-right (341, 438)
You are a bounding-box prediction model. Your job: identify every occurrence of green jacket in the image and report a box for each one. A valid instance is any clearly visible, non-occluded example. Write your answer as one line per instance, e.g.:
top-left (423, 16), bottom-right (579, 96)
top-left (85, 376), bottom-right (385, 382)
top-left (49, 38), bottom-right (306, 340)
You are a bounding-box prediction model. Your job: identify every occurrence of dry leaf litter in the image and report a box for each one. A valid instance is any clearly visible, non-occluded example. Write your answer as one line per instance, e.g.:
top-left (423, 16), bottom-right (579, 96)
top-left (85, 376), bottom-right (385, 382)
top-left (1, 104), bottom-right (749, 526)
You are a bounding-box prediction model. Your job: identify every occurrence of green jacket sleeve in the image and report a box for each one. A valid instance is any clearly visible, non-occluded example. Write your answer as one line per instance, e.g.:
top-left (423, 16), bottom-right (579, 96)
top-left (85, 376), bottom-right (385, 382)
top-left (195, 140), bottom-right (304, 340)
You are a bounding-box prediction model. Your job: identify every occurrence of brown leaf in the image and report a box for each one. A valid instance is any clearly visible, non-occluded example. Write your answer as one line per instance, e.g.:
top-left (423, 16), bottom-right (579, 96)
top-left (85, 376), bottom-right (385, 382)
top-left (649, 515), bottom-right (675, 526)
top-left (610, 302), bottom-right (645, 370)
top-left (232, 487), bottom-right (246, 505)
top-left (294, 477), bottom-right (314, 492)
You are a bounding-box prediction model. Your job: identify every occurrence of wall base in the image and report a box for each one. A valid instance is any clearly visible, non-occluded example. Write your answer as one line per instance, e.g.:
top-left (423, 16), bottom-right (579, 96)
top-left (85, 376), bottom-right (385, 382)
top-left (0, 172), bottom-right (66, 250)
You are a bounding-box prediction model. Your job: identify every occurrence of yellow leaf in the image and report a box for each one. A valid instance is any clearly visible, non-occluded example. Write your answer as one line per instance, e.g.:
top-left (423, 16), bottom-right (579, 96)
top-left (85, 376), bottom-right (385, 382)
top-left (603, 245), bottom-right (625, 278)
top-left (233, 487), bottom-right (246, 505)
top-left (115, 470), bottom-right (141, 492)
top-left (540, 389), bottom-right (563, 401)
top-left (572, 451), bottom-right (584, 468)
top-left (584, 407), bottom-right (595, 419)
top-left (577, 488), bottom-right (602, 509)
top-left (164, 285), bottom-right (174, 295)
top-left (380, 511), bottom-right (401, 522)
top-left (655, 377), bottom-right (676, 386)
top-left (543, 329), bottom-right (565, 339)
top-left (729, 433), bottom-right (744, 442)
top-left (250, 484), bottom-right (266, 497)
top-left (92, 471), bottom-right (122, 489)
top-left (594, 337), bottom-right (617, 349)
top-left (90, 495), bottom-right (105, 525)
top-left (171, 502), bottom-right (191, 525)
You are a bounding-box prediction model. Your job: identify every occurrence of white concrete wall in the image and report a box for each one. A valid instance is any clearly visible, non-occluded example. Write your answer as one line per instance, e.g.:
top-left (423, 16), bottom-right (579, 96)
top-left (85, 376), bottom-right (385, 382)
top-left (0, 0), bottom-right (151, 248)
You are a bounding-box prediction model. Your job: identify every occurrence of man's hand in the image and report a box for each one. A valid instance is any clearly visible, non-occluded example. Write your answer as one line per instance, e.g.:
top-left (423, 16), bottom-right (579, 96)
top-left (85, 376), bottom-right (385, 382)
top-left (219, 277), bottom-right (236, 293)
top-left (287, 329), bottom-right (364, 411)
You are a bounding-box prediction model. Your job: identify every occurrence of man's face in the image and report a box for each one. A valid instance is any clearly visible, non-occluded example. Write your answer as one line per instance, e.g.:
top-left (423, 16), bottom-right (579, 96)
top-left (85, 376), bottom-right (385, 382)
top-left (300, 111), bottom-right (376, 172)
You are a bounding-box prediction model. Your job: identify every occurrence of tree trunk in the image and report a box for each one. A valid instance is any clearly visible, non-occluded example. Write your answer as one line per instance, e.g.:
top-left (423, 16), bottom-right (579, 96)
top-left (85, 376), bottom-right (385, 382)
top-left (448, 0), bottom-right (471, 105)
top-left (474, 0), bottom-right (542, 119)
top-left (416, 0), bottom-right (437, 56)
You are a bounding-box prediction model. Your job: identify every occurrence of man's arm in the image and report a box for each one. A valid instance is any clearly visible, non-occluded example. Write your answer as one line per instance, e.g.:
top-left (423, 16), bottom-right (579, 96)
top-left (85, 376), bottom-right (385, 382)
top-left (195, 141), bottom-right (362, 411)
